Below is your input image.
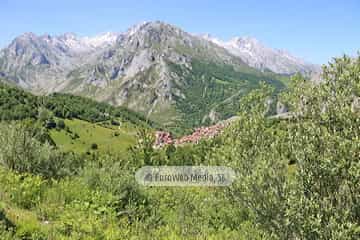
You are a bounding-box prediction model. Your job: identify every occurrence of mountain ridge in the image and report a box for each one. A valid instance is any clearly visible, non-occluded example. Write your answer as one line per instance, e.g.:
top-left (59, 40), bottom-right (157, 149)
top-left (201, 34), bottom-right (320, 75)
top-left (0, 21), bottom-right (320, 79)
top-left (0, 21), bottom-right (306, 131)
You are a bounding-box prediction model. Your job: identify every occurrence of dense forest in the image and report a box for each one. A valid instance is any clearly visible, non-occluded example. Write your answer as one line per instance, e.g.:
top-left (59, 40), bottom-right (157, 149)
top-left (169, 59), bottom-right (287, 132)
top-left (0, 84), bottom-right (155, 128)
top-left (0, 56), bottom-right (359, 239)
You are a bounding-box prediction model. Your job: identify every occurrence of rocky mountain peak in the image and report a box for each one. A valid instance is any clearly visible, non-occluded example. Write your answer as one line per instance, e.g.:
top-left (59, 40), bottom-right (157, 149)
top-left (203, 34), bottom-right (319, 75)
top-left (61, 32), bottom-right (78, 40)
top-left (82, 32), bottom-right (119, 48)
top-left (230, 36), bottom-right (259, 46)
top-left (6, 33), bottom-right (46, 59)
top-left (128, 21), bottom-right (178, 33)
top-left (14, 32), bottom-right (39, 43)
top-left (126, 21), bottom-right (150, 36)
top-left (117, 21), bottom-right (190, 54)
top-left (0, 21), bottom-right (323, 130)
top-left (125, 21), bottom-right (187, 41)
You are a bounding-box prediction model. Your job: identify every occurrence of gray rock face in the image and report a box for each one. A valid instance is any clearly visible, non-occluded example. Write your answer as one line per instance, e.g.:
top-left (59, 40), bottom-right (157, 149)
top-left (59, 22), bottom-right (237, 113)
top-left (0, 21), bottom-right (320, 124)
top-left (0, 21), bottom-right (320, 93)
top-left (202, 35), bottom-right (321, 76)
top-left (0, 31), bottom-right (121, 92)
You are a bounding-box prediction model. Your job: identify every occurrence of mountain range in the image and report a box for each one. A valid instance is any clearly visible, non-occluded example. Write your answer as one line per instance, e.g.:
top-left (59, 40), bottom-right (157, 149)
top-left (201, 34), bottom-right (319, 75)
top-left (0, 21), bottom-right (320, 132)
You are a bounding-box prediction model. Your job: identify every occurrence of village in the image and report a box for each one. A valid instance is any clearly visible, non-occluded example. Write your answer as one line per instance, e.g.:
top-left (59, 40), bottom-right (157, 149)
top-left (154, 116), bottom-right (239, 148)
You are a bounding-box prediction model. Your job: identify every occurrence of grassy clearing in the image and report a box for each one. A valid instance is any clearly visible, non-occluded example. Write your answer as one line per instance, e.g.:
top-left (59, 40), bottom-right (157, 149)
top-left (50, 118), bottom-right (137, 155)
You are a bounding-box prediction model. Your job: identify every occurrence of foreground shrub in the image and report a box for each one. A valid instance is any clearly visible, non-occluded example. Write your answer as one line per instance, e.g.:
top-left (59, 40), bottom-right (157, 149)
top-left (0, 122), bottom-right (84, 178)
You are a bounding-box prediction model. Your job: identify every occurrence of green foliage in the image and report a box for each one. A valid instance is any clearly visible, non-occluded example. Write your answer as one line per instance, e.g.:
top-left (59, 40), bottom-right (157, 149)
top-left (209, 55), bottom-right (360, 239)
top-left (130, 128), bottom-right (159, 166)
top-left (90, 143), bottom-right (98, 150)
top-left (0, 55), bottom-right (358, 239)
top-left (49, 118), bottom-right (136, 154)
top-left (0, 83), bottom-right (38, 121)
top-left (281, 56), bottom-right (360, 239)
top-left (37, 108), bottom-right (52, 123)
top-left (0, 204), bottom-right (15, 232)
top-left (44, 117), bottom-right (56, 129)
top-left (0, 83), bottom-right (155, 128)
top-left (0, 226), bottom-right (14, 240)
top-left (56, 119), bottom-right (65, 129)
top-left (168, 59), bottom-right (286, 131)
top-left (0, 122), bottom-right (84, 179)
top-left (0, 168), bottom-right (46, 209)
top-left (44, 93), bottom-right (155, 127)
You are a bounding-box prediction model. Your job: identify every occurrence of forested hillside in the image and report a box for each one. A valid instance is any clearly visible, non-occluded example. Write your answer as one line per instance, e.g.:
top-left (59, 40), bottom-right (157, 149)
top-left (0, 22), bottom-right (293, 134)
top-left (0, 83), bottom-right (157, 155)
top-left (0, 56), bottom-right (358, 239)
top-left (168, 59), bottom-right (287, 132)
top-left (0, 83), bottom-right (155, 127)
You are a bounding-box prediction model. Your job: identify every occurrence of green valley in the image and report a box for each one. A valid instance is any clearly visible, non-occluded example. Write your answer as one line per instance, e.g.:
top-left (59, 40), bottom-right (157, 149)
top-left (0, 56), bottom-right (359, 239)
top-left (0, 13), bottom-right (358, 240)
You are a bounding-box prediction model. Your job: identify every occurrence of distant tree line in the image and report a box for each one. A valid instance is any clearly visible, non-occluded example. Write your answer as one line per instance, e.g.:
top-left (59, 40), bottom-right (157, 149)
top-left (0, 83), bottom-right (155, 128)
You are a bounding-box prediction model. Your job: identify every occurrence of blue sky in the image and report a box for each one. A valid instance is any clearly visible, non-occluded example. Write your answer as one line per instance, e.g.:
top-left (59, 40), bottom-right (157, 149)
top-left (0, 0), bottom-right (359, 64)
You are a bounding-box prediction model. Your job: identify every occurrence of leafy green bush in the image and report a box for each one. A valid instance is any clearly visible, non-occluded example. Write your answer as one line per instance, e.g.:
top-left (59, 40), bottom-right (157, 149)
top-left (0, 122), bottom-right (84, 178)
top-left (0, 169), bottom-right (45, 209)
top-left (0, 55), bottom-right (358, 239)
top-left (90, 143), bottom-right (98, 150)
top-left (0, 223), bottom-right (15, 240)
top-left (210, 55), bottom-right (360, 239)
top-left (57, 119), bottom-right (66, 129)
top-left (0, 83), bottom-right (38, 121)
top-left (0, 203), bottom-right (15, 232)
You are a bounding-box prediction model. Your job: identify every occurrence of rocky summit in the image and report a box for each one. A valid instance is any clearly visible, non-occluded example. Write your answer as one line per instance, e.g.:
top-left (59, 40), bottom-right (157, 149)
top-left (202, 34), bottom-right (320, 75)
top-left (0, 21), bottom-right (320, 131)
